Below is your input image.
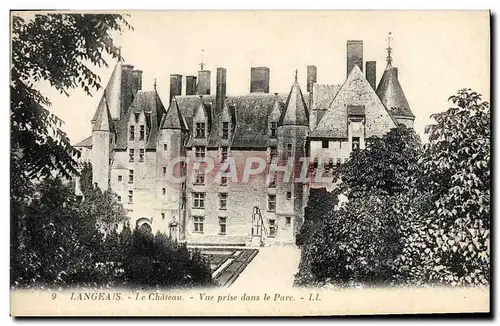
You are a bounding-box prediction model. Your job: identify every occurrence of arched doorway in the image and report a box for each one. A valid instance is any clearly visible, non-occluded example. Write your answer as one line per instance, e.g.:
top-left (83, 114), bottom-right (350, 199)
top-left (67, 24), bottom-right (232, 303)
top-left (136, 217), bottom-right (152, 234)
top-left (138, 222), bottom-right (152, 234)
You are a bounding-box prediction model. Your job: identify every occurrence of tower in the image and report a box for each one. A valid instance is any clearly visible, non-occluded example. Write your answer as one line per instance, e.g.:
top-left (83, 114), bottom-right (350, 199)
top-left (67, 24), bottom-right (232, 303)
top-left (157, 96), bottom-right (189, 241)
top-left (91, 92), bottom-right (115, 190)
top-left (275, 70), bottom-right (309, 243)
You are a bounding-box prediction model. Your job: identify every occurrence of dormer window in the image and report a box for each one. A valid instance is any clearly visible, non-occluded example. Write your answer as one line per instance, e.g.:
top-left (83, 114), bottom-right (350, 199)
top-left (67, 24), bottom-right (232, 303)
top-left (270, 122), bottom-right (277, 138)
top-left (129, 126), bottom-right (135, 140)
top-left (195, 123), bottom-right (206, 138)
top-left (134, 113), bottom-right (140, 123)
top-left (222, 122), bottom-right (229, 139)
top-left (139, 125), bottom-right (145, 140)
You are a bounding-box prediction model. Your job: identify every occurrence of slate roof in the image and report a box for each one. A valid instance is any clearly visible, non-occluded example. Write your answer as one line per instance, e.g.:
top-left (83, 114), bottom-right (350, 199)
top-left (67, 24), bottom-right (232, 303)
top-left (92, 62), bottom-right (123, 121)
top-left (279, 79), bottom-right (309, 126)
top-left (176, 92), bottom-right (308, 149)
top-left (92, 94), bottom-right (115, 133)
top-left (74, 135), bottom-right (92, 148)
top-left (376, 63), bottom-right (414, 118)
top-left (114, 90), bottom-right (167, 150)
top-left (160, 97), bottom-right (188, 131)
top-left (311, 84), bottom-right (341, 110)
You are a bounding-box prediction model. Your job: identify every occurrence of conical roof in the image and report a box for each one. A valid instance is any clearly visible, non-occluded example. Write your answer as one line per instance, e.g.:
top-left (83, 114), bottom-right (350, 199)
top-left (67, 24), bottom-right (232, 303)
top-left (279, 73), bottom-right (309, 126)
top-left (376, 63), bottom-right (414, 118)
top-left (92, 93), bottom-right (115, 132)
top-left (92, 61), bottom-right (123, 121)
top-left (160, 97), bottom-right (188, 131)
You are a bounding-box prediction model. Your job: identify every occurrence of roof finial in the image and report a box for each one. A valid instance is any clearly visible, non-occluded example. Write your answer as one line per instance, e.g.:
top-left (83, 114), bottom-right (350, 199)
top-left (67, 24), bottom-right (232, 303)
top-left (200, 49), bottom-right (205, 71)
top-left (295, 69), bottom-right (298, 82)
top-left (154, 78), bottom-right (157, 91)
top-left (386, 31), bottom-right (393, 65)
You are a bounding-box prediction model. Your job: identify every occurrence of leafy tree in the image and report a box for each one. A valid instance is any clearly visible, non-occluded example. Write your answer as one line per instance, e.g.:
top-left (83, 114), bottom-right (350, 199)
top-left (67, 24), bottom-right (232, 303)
top-left (337, 125), bottom-right (423, 197)
top-left (406, 89), bottom-right (490, 286)
top-left (295, 124), bottom-right (423, 287)
top-left (11, 13), bottom-right (132, 262)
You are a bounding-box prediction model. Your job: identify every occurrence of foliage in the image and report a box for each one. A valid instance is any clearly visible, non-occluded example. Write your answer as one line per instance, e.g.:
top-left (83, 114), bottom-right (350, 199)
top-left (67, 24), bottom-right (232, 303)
top-left (12, 175), bottom-right (213, 289)
top-left (404, 89), bottom-right (490, 286)
top-left (11, 13), bottom-right (132, 273)
top-left (337, 125), bottom-right (422, 196)
top-left (295, 89), bottom-right (490, 288)
top-left (123, 231), bottom-right (214, 289)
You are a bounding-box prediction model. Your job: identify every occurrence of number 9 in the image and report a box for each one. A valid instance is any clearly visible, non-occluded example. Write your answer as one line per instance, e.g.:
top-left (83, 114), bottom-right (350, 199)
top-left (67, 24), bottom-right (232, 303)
top-left (52, 293), bottom-right (57, 300)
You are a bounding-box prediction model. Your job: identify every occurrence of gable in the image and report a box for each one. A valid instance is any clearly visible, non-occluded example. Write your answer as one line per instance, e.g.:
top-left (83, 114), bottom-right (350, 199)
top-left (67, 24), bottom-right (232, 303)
top-left (312, 65), bottom-right (396, 138)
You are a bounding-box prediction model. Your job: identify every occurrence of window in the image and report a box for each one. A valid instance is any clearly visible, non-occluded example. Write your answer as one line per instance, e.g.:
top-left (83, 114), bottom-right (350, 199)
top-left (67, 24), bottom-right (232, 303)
top-left (129, 148), bottom-right (135, 162)
top-left (162, 188), bottom-right (166, 195)
top-left (329, 158), bottom-right (334, 171)
top-left (128, 170), bottom-right (134, 184)
top-left (163, 143), bottom-right (168, 151)
top-left (222, 122), bottom-right (229, 139)
top-left (322, 140), bottom-right (329, 148)
top-left (270, 146), bottom-right (277, 161)
top-left (195, 146), bottom-right (206, 159)
top-left (193, 216), bottom-right (204, 233)
top-left (195, 122), bottom-right (206, 138)
top-left (195, 170), bottom-right (205, 185)
top-left (313, 158), bottom-right (319, 169)
top-left (193, 192), bottom-right (205, 209)
top-left (269, 174), bottom-right (276, 188)
top-left (134, 113), bottom-right (140, 123)
top-left (269, 219), bottom-right (276, 237)
top-left (268, 194), bottom-right (276, 212)
top-left (163, 167), bottom-right (167, 175)
top-left (285, 216), bottom-right (291, 226)
top-left (286, 143), bottom-right (293, 157)
top-left (220, 176), bottom-right (228, 186)
top-left (286, 191), bottom-right (292, 200)
top-left (139, 148), bottom-right (144, 162)
top-left (221, 146), bottom-right (228, 163)
top-left (94, 182), bottom-right (98, 188)
top-left (324, 161), bottom-right (330, 174)
top-left (117, 196), bottom-right (121, 202)
top-left (161, 213), bottom-right (165, 219)
top-left (219, 217), bottom-right (227, 235)
top-left (128, 190), bottom-right (133, 204)
top-left (337, 158), bottom-right (342, 169)
top-left (270, 122), bottom-right (277, 138)
top-left (352, 137), bottom-right (360, 150)
top-left (129, 126), bottom-right (135, 140)
top-left (219, 193), bottom-right (227, 210)
top-left (118, 175), bottom-right (122, 182)
top-left (139, 125), bottom-right (145, 140)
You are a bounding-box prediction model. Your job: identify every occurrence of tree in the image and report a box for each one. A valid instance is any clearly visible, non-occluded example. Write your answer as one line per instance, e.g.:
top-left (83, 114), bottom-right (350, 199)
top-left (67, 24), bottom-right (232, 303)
top-left (296, 126), bottom-right (423, 287)
top-left (337, 125), bottom-right (423, 197)
top-left (11, 13), bottom-right (132, 262)
top-left (406, 89), bottom-right (490, 286)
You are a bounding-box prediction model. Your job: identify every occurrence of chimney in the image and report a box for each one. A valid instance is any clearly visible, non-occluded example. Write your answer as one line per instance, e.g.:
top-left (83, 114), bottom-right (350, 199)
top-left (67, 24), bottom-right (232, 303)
top-left (197, 70), bottom-right (211, 95)
top-left (250, 67), bottom-right (270, 93)
top-left (120, 64), bottom-right (135, 118)
top-left (169, 74), bottom-right (182, 102)
top-left (216, 68), bottom-right (227, 118)
top-left (365, 61), bottom-right (376, 90)
top-left (392, 67), bottom-right (399, 80)
top-left (307, 65), bottom-right (317, 93)
top-left (346, 40), bottom-right (363, 77)
top-left (132, 70), bottom-right (143, 93)
top-left (186, 76), bottom-right (197, 95)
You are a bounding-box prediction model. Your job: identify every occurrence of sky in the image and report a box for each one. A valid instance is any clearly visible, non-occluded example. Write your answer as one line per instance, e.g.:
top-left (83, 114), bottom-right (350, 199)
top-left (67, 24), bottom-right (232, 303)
top-left (27, 11), bottom-right (490, 144)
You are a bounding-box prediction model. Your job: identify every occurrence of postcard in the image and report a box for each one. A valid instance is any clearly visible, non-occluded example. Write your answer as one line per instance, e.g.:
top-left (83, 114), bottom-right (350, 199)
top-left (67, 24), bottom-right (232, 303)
top-left (10, 10), bottom-right (490, 316)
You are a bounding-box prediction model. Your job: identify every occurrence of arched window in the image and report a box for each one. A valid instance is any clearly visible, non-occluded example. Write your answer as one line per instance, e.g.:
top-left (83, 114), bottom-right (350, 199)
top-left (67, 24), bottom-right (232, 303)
top-left (138, 223), bottom-right (152, 234)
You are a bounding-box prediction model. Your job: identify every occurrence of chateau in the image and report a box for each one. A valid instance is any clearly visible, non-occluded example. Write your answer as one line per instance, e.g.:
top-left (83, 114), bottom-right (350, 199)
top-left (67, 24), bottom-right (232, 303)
top-left (74, 39), bottom-right (414, 246)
